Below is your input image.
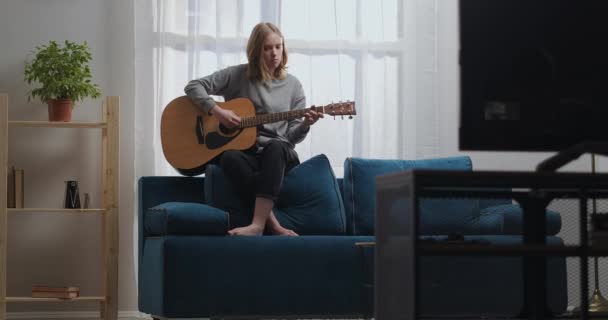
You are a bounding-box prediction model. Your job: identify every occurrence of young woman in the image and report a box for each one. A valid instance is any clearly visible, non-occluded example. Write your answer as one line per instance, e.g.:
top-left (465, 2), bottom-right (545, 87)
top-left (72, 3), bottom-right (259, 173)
top-left (185, 22), bottom-right (322, 236)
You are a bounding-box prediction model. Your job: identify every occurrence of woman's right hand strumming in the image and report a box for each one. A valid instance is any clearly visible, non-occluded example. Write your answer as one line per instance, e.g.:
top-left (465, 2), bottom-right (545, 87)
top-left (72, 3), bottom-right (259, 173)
top-left (210, 105), bottom-right (241, 128)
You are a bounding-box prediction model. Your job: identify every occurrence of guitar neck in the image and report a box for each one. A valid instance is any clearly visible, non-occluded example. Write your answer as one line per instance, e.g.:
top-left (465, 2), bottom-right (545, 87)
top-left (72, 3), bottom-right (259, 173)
top-left (238, 106), bottom-right (322, 128)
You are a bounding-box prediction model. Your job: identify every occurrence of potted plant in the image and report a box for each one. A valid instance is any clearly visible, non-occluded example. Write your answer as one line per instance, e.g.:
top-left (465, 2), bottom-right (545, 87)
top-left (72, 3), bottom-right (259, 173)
top-left (24, 40), bottom-right (101, 122)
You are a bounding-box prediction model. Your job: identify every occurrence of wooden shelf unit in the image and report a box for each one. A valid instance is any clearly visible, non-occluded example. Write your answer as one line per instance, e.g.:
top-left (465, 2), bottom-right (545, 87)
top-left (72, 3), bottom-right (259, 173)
top-left (0, 94), bottom-right (119, 320)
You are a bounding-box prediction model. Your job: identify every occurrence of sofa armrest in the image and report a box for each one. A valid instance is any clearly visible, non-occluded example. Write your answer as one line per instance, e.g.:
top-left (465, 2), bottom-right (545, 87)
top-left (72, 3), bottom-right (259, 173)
top-left (145, 202), bottom-right (229, 236)
top-left (475, 204), bottom-right (562, 235)
top-left (138, 176), bottom-right (207, 294)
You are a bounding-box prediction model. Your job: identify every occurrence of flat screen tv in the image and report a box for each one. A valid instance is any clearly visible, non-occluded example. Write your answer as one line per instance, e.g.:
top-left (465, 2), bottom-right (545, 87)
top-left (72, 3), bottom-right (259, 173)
top-left (459, 0), bottom-right (608, 152)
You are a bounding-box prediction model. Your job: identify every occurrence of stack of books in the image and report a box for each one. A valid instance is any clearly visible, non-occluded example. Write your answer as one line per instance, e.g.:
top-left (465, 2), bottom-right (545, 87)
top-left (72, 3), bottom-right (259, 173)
top-left (31, 286), bottom-right (80, 299)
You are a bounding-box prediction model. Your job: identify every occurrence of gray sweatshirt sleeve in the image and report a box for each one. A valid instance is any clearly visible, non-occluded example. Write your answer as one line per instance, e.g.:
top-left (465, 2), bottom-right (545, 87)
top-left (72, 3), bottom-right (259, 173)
top-left (286, 81), bottom-right (310, 145)
top-left (184, 67), bottom-right (235, 114)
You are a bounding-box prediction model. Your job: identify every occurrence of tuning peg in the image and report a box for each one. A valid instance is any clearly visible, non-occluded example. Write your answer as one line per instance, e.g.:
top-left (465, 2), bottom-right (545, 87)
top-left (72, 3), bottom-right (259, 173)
top-left (349, 115), bottom-right (353, 119)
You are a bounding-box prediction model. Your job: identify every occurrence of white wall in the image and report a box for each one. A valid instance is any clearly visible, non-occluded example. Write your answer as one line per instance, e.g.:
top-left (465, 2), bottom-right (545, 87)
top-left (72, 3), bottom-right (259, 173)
top-left (0, 0), bottom-right (136, 314)
top-left (107, 0), bottom-right (137, 314)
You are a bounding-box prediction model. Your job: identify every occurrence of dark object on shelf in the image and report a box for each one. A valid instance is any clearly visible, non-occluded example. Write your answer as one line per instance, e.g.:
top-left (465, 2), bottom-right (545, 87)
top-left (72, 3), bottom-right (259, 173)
top-left (83, 193), bottom-right (90, 209)
top-left (64, 180), bottom-right (81, 209)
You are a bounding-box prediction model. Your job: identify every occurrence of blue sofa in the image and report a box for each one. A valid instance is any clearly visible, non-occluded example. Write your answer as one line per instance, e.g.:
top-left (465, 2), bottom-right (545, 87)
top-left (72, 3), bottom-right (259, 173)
top-left (138, 155), bottom-right (568, 319)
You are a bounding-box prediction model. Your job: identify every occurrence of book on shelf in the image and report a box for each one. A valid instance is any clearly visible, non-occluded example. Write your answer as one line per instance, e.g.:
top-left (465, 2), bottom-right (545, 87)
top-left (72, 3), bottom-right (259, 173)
top-left (31, 291), bottom-right (79, 299)
top-left (31, 286), bottom-right (80, 299)
top-left (14, 168), bottom-right (24, 208)
top-left (6, 166), bottom-right (15, 208)
top-left (32, 286), bottom-right (80, 292)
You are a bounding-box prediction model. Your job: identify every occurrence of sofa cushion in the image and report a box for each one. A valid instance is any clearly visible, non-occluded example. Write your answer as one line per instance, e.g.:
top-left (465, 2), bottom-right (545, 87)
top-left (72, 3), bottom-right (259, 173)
top-left (343, 156), bottom-right (474, 235)
top-left (145, 202), bottom-right (229, 236)
top-left (480, 204), bottom-right (562, 235)
top-left (205, 154), bottom-right (346, 235)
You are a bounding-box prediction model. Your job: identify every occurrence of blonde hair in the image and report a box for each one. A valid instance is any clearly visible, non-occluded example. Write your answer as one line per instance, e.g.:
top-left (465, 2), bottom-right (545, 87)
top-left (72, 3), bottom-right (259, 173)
top-left (246, 22), bottom-right (288, 82)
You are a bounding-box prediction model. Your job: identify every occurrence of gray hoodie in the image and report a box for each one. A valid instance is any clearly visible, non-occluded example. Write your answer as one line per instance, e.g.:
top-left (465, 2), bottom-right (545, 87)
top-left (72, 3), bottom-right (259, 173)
top-left (184, 64), bottom-right (309, 148)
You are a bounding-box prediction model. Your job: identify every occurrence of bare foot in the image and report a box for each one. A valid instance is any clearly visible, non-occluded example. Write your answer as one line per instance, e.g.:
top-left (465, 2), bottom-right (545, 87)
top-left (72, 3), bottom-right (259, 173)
top-left (269, 225), bottom-right (299, 236)
top-left (228, 224), bottom-right (264, 236)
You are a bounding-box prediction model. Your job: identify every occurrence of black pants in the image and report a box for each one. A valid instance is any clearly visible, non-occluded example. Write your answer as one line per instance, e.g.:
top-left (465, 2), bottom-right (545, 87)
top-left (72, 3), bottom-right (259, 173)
top-left (219, 140), bottom-right (300, 208)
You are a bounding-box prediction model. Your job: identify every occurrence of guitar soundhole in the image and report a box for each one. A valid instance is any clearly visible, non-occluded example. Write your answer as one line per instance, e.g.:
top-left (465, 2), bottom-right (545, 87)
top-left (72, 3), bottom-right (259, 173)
top-left (219, 124), bottom-right (238, 136)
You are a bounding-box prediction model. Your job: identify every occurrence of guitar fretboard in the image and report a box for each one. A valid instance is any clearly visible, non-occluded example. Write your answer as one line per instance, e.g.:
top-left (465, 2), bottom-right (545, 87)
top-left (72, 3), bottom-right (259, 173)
top-left (238, 106), bottom-right (323, 128)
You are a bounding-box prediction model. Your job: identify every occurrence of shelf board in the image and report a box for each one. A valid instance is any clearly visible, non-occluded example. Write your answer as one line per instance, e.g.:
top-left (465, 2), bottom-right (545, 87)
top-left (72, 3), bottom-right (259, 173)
top-left (8, 121), bottom-right (106, 128)
top-left (6, 296), bottom-right (105, 303)
top-left (7, 208), bottom-right (106, 213)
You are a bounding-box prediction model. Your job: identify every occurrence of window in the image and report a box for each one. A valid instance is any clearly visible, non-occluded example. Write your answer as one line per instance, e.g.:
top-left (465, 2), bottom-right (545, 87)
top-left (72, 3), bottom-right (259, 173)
top-left (141, 0), bottom-right (431, 176)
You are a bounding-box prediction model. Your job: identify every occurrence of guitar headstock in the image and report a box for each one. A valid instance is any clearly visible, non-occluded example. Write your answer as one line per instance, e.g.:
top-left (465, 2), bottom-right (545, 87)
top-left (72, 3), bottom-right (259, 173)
top-left (319, 101), bottom-right (356, 117)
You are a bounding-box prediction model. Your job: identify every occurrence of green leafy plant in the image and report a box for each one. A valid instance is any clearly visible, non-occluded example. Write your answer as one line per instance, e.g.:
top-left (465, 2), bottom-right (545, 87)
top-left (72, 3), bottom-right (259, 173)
top-left (24, 40), bottom-right (101, 103)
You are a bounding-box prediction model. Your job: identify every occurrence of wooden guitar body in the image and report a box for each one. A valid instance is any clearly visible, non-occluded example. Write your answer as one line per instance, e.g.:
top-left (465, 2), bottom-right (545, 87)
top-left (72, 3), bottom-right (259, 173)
top-left (161, 96), bottom-right (355, 176)
top-left (161, 96), bottom-right (257, 176)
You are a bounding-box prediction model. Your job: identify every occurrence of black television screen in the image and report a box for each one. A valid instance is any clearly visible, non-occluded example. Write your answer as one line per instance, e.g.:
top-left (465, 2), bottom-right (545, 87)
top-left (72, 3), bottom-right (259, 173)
top-left (459, 0), bottom-right (608, 152)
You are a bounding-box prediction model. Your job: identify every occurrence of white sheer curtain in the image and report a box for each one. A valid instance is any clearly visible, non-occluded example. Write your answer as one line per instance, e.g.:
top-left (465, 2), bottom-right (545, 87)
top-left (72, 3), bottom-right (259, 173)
top-left (135, 0), bottom-right (438, 177)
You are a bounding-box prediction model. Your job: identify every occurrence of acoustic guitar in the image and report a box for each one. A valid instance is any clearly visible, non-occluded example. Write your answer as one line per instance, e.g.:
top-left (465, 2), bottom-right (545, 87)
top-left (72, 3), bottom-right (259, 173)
top-left (161, 96), bottom-right (356, 176)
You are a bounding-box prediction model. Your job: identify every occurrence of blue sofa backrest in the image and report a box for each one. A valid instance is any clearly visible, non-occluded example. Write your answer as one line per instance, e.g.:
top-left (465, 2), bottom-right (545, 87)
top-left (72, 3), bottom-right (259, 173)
top-left (138, 155), bottom-right (562, 245)
top-left (342, 156), bottom-right (477, 235)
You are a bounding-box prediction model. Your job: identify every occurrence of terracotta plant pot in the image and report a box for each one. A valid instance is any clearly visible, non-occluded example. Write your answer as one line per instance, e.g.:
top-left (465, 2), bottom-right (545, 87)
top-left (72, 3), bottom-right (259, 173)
top-left (47, 99), bottom-right (74, 122)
